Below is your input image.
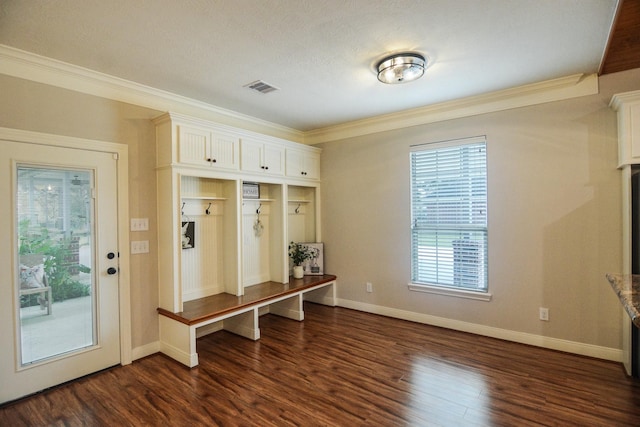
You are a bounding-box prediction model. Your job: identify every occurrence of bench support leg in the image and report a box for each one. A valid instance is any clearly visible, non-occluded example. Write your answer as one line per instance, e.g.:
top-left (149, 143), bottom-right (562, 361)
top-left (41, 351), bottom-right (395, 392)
top-left (303, 282), bottom-right (336, 306)
top-left (269, 294), bottom-right (304, 321)
top-left (159, 316), bottom-right (198, 368)
top-left (223, 309), bottom-right (260, 340)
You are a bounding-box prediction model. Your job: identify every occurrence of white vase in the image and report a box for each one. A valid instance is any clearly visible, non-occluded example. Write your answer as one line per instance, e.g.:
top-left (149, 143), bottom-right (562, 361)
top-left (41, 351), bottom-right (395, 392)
top-left (293, 265), bottom-right (304, 279)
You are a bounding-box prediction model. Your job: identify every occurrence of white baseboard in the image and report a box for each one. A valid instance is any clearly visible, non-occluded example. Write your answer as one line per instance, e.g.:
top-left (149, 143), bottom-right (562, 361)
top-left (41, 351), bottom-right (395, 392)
top-left (135, 300), bottom-right (623, 364)
top-left (159, 341), bottom-right (198, 367)
top-left (131, 341), bottom-right (161, 361)
top-left (336, 298), bottom-right (623, 363)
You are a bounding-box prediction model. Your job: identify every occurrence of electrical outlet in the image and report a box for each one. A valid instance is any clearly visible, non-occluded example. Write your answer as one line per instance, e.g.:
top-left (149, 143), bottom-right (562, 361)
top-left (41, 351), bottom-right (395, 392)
top-left (131, 240), bottom-right (149, 254)
top-left (366, 282), bottom-right (373, 293)
top-left (539, 307), bottom-right (549, 321)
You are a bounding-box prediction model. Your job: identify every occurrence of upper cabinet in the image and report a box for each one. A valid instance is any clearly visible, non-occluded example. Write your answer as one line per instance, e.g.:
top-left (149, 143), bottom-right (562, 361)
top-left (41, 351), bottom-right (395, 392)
top-left (286, 148), bottom-right (320, 180)
top-left (240, 138), bottom-right (285, 176)
top-left (155, 112), bottom-right (320, 182)
top-left (611, 90), bottom-right (640, 168)
top-left (178, 125), bottom-right (240, 170)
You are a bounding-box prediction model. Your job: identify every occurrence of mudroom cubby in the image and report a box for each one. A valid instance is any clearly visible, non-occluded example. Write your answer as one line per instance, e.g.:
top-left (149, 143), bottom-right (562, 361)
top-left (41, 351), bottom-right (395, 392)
top-left (154, 112), bottom-right (323, 314)
top-left (287, 184), bottom-right (318, 245)
top-left (242, 182), bottom-right (286, 287)
top-left (180, 175), bottom-right (240, 301)
top-left (155, 112), bottom-right (334, 367)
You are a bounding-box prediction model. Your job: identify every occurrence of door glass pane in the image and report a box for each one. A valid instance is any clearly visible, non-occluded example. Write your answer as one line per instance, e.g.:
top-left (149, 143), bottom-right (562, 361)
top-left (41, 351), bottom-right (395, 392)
top-left (16, 166), bottom-right (95, 366)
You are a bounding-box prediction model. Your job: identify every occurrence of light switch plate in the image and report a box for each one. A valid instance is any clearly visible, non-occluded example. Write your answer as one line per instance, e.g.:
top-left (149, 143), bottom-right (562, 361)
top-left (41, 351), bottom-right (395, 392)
top-left (130, 218), bottom-right (149, 231)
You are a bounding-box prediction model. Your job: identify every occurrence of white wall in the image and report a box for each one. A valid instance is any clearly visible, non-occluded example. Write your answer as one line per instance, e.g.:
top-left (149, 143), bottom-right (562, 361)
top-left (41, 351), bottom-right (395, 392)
top-left (318, 69), bottom-right (640, 357)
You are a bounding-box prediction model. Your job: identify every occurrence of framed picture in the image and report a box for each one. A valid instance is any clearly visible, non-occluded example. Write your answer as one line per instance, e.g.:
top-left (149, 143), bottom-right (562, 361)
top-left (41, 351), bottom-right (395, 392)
top-left (302, 242), bottom-right (323, 275)
top-left (181, 221), bottom-right (195, 249)
top-left (243, 182), bottom-right (260, 199)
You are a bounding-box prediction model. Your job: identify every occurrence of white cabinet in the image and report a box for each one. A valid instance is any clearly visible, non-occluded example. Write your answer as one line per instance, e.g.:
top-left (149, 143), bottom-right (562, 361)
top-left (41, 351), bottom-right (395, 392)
top-left (153, 112), bottom-right (321, 313)
top-left (178, 125), bottom-right (239, 170)
top-left (612, 90), bottom-right (640, 376)
top-left (611, 90), bottom-right (640, 167)
top-left (240, 138), bottom-right (285, 176)
top-left (286, 148), bottom-right (320, 180)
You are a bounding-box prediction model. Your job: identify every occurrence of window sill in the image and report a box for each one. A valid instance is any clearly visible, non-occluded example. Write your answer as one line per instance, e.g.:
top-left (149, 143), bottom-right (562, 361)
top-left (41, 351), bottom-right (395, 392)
top-left (408, 283), bottom-right (492, 302)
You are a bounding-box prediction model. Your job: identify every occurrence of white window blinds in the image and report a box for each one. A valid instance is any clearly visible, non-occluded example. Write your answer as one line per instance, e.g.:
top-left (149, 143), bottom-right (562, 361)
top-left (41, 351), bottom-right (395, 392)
top-left (410, 137), bottom-right (488, 291)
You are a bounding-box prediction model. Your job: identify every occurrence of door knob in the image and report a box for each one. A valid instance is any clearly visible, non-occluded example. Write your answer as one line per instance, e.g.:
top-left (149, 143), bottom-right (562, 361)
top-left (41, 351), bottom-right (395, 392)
top-left (107, 267), bottom-right (117, 275)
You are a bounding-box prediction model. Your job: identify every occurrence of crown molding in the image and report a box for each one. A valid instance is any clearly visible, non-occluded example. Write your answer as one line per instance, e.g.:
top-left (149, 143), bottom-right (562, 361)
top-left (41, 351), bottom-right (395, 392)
top-left (304, 73), bottom-right (599, 144)
top-left (0, 44), bottom-right (599, 146)
top-left (0, 44), bottom-right (304, 143)
top-left (610, 89), bottom-right (640, 110)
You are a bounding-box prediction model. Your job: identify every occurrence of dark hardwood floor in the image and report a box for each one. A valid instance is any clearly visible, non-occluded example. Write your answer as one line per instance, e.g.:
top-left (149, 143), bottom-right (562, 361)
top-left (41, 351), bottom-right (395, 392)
top-left (2, 303), bottom-right (640, 426)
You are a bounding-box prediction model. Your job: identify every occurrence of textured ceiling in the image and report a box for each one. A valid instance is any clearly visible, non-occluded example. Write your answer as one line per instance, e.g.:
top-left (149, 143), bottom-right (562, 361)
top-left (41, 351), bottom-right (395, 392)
top-left (0, 0), bottom-right (621, 131)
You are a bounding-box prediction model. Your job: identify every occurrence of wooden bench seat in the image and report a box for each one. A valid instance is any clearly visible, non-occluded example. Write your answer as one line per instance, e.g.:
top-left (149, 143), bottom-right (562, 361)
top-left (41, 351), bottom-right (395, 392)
top-left (158, 275), bottom-right (337, 367)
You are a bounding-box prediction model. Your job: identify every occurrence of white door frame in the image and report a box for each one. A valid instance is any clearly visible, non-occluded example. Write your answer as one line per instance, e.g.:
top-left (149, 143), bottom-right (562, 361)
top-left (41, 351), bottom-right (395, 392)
top-left (0, 126), bottom-right (132, 365)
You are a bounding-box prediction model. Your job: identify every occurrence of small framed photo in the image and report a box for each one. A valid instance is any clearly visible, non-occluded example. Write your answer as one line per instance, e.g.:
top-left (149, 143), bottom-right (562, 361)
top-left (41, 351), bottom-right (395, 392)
top-left (302, 242), bottom-right (324, 275)
top-left (243, 182), bottom-right (260, 199)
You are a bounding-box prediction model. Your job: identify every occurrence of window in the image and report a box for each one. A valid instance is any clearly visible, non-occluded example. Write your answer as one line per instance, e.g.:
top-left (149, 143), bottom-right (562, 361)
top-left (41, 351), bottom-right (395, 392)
top-left (410, 136), bottom-right (488, 293)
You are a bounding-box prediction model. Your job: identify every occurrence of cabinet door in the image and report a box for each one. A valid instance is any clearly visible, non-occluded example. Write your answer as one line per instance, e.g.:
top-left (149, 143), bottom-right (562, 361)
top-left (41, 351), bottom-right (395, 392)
top-left (240, 139), bottom-right (264, 173)
top-left (263, 144), bottom-right (284, 176)
top-left (211, 132), bottom-right (240, 170)
top-left (241, 139), bottom-right (284, 175)
top-left (626, 103), bottom-right (640, 163)
top-left (286, 149), bottom-right (320, 180)
top-left (178, 126), bottom-right (211, 167)
top-left (302, 151), bottom-right (320, 180)
top-left (286, 149), bottom-right (304, 178)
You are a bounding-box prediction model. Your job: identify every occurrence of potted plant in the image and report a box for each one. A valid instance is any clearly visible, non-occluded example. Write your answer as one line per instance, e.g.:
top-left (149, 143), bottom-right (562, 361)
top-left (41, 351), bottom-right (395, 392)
top-left (288, 241), bottom-right (317, 279)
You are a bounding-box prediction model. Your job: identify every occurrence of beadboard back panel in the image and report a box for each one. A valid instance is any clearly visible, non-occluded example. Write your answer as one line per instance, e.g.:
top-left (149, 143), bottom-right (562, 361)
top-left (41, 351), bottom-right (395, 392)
top-left (181, 210), bottom-right (225, 301)
top-left (242, 200), bottom-right (272, 287)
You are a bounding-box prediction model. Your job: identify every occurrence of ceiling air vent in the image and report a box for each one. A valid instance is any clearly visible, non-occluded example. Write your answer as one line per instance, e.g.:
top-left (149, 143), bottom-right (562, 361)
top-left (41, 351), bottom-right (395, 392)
top-left (244, 80), bottom-right (279, 94)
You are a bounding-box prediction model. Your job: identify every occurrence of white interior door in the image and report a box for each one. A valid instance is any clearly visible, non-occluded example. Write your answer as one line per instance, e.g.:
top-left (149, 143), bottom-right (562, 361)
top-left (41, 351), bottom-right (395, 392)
top-left (0, 139), bottom-right (121, 404)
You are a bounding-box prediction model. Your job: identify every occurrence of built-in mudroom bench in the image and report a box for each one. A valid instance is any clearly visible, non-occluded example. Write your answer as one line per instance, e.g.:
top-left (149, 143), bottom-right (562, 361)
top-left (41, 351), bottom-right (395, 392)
top-left (153, 112), bottom-right (329, 367)
top-left (158, 275), bottom-right (336, 367)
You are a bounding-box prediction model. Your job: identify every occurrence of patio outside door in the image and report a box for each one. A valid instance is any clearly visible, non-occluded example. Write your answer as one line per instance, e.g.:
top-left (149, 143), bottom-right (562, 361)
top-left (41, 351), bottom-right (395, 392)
top-left (0, 139), bottom-right (121, 404)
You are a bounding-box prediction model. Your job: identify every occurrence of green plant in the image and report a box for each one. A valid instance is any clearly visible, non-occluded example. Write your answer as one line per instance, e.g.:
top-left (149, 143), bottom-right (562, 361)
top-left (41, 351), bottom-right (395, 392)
top-left (19, 220), bottom-right (91, 306)
top-left (288, 241), bottom-right (318, 266)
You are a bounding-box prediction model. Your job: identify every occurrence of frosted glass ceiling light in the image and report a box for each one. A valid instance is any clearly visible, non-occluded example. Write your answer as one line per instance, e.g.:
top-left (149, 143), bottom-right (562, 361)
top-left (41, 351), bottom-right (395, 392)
top-left (377, 53), bottom-right (426, 84)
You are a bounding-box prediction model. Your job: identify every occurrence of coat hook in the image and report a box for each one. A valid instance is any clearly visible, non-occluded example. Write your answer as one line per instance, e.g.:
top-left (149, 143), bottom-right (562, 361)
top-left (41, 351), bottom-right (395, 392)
top-left (206, 202), bottom-right (212, 215)
top-left (256, 203), bottom-right (262, 214)
top-left (295, 203), bottom-right (301, 214)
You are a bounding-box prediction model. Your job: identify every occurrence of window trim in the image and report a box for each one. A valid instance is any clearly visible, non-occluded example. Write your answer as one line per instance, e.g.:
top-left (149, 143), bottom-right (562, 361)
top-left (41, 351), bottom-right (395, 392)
top-left (409, 135), bottom-right (489, 293)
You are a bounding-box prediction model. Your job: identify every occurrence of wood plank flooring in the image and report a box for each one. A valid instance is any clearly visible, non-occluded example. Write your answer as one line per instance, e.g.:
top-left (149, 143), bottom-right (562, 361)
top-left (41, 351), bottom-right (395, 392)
top-left (2, 303), bottom-right (640, 426)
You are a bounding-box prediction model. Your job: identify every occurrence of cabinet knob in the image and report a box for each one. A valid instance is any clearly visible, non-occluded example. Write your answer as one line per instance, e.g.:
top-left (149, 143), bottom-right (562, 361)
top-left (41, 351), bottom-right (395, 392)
top-left (107, 267), bottom-right (118, 275)
top-left (265, 166), bottom-right (269, 170)
top-left (212, 159), bottom-right (217, 163)
top-left (206, 158), bottom-right (212, 162)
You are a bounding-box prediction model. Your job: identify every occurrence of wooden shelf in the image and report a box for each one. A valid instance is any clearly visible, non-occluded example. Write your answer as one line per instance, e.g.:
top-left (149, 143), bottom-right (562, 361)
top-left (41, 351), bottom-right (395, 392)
top-left (181, 196), bottom-right (227, 201)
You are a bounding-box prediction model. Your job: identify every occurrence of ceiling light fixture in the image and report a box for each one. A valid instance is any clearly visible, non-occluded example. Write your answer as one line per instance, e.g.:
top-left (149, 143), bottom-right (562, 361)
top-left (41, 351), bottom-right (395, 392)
top-left (376, 53), bottom-right (426, 84)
